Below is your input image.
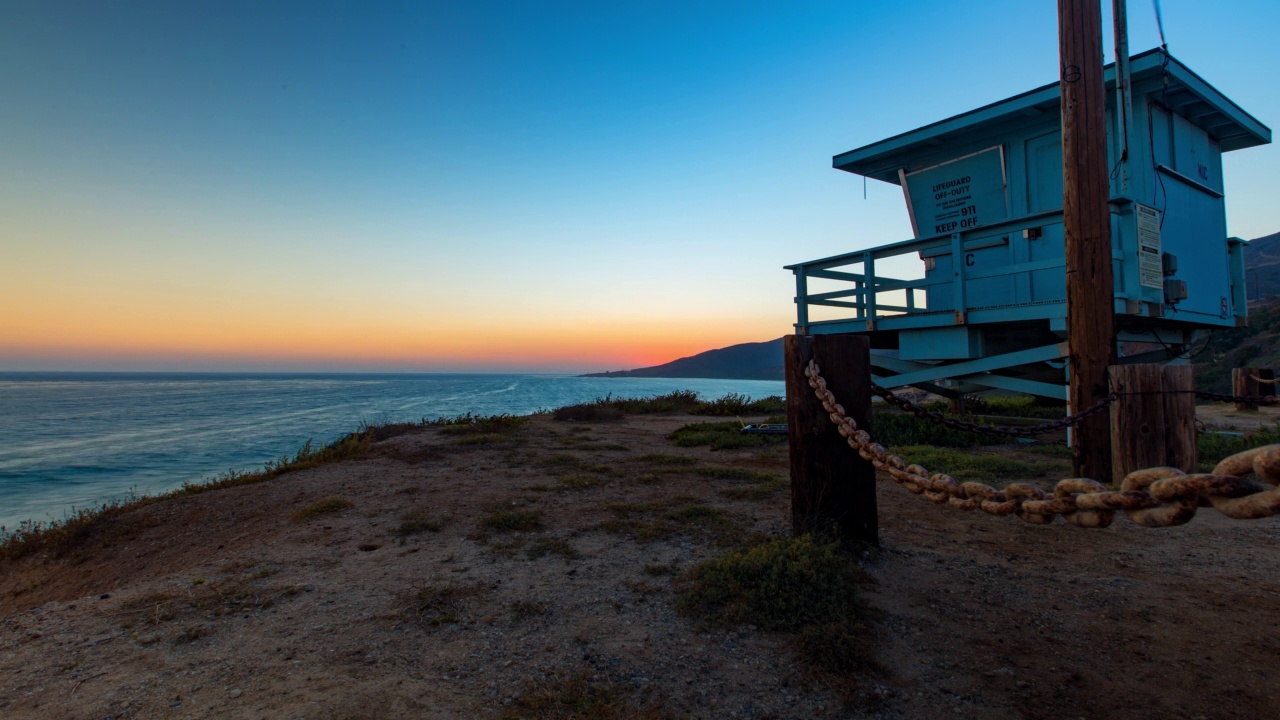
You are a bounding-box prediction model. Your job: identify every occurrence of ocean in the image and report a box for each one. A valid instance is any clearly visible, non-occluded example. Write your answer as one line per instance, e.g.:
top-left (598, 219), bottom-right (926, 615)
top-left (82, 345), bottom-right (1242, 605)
top-left (0, 373), bottom-right (785, 532)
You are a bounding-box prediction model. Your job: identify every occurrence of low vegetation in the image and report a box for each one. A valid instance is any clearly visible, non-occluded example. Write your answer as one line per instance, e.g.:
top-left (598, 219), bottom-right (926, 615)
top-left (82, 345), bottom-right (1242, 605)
top-left (675, 535), bottom-right (875, 674)
top-left (402, 583), bottom-right (485, 627)
top-left (480, 509), bottom-right (543, 533)
top-left (554, 474), bottom-right (604, 491)
top-left (502, 669), bottom-right (668, 720)
top-left (394, 507), bottom-right (446, 537)
top-left (525, 537), bottom-right (580, 561)
top-left (600, 496), bottom-right (739, 545)
top-left (869, 410), bottom-right (1008, 448)
top-left (292, 496), bottom-right (353, 521)
top-left (432, 414), bottom-right (529, 446)
top-left (669, 420), bottom-right (786, 450)
top-left (939, 394), bottom-right (1069, 420)
top-left (887, 445), bottom-right (1064, 483)
top-left (553, 391), bottom-right (784, 422)
top-left (635, 453), bottom-right (698, 466)
top-left (1198, 423), bottom-right (1280, 470)
top-left (690, 393), bottom-right (785, 416)
top-left (115, 577), bottom-right (304, 640)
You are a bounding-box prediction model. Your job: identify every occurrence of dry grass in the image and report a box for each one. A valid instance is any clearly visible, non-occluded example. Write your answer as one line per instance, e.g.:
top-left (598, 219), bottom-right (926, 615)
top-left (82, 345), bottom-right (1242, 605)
top-left (401, 583), bottom-right (487, 627)
top-left (599, 497), bottom-right (740, 545)
top-left (501, 669), bottom-right (671, 720)
top-left (525, 537), bottom-right (580, 561)
top-left (481, 509), bottom-right (544, 533)
top-left (292, 496), bottom-right (352, 522)
top-left (394, 507), bottom-right (446, 537)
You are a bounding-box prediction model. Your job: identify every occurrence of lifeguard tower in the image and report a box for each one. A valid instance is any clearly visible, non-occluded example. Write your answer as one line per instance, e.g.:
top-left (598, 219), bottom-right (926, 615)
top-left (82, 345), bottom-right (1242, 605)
top-left (787, 49), bottom-right (1270, 402)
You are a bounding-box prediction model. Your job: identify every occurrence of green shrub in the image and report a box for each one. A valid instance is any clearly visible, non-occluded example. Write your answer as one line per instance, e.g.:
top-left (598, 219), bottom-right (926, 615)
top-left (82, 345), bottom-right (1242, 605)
top-left (433, 414), bottom-right (528, 435)
top-left (670, 422), bottom-right (783, 450)
top-left (965, 394), bottom-right (1068, 419)
top-left (888, 446), bottom-right (1061, 482)
top-left (676, 535), bottom-right (872, 674)
top-left (553, 391), bottom-right (784, 420)
top-left (869, 411), bottom-right (1005, 448)
top-left (690, 393), bottom-right (786, 416)
top-left (1198, 423), bottom-right (1280, 470)
top-left (676, 535), bottom-right (861, 631)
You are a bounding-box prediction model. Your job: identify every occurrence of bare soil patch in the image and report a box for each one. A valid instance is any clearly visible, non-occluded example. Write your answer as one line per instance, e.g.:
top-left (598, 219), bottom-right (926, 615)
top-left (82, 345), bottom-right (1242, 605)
top-left (2, 414), bottom-right (1278, 719)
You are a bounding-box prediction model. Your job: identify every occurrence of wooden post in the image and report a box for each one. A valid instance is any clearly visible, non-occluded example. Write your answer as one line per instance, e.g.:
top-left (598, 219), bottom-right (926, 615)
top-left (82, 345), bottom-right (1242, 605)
top-left (1059, 0), bottom-right (1116, 482)
top-left (1109, 364), bottom-right (1196, 479)
top-left (1232, 368), bottom-right (1274, 411)
top-left (784, 334), bottom-right (877, 546)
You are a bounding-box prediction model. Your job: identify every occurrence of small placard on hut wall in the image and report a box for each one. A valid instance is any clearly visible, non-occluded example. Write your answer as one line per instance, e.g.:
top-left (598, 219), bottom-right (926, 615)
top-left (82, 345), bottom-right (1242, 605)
top-left (901, 146), bottom-right (1008, 238)
top-left (1137, 203), bottom-right (1163, 289)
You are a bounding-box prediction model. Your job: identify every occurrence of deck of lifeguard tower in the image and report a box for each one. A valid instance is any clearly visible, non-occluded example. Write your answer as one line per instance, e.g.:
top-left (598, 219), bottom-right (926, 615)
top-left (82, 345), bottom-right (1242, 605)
top-left (788, 49), bottom-right (1270, 401)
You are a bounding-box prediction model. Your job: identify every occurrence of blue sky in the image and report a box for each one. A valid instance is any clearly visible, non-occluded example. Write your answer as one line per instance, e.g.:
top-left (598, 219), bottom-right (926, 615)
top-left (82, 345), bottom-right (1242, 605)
top-left (1, 1), bottom-right (1276, 372)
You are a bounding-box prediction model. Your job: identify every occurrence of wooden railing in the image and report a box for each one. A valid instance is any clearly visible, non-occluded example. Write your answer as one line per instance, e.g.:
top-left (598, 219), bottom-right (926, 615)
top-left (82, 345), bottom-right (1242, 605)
top-left (785, 208), bottom-right (1073, 333)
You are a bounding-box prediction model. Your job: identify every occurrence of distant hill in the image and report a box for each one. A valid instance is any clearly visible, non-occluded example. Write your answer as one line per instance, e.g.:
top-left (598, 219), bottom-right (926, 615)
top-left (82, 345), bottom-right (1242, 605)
top-left (585, 338), bottom-right (784, 381)
top-left (1244, 231), bottom-right (1280, 303)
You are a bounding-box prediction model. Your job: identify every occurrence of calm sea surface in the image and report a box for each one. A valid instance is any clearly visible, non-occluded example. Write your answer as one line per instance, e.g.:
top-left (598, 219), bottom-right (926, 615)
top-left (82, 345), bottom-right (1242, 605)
top-left (0, 373), bottom-right (784, 531)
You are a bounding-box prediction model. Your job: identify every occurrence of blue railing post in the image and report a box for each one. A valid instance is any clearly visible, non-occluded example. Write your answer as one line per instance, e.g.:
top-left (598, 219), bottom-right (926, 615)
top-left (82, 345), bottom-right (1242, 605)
top-left (794, 266), bottom-right (810, 334)
top-left (863, 252), bottom-right (876, 330)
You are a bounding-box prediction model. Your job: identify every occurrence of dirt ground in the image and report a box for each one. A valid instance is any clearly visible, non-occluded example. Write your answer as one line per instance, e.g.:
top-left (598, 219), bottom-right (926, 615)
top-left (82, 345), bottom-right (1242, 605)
top-left (1196, 402), bottom-right (1280, 433)
top-left (2, 413), bottom-right (1279, 719)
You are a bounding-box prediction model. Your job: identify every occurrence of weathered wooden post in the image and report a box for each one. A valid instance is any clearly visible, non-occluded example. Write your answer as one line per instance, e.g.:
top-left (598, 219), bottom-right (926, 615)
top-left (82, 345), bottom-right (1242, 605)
top-left (1232, 368), bottom-right (1274, 411)
top-left (1059, 0), bottom-right (1116, 483)
top-left (1109, 364), bottom-right (1196, 479)
top-left (784, 334), bottom-right (877, 546)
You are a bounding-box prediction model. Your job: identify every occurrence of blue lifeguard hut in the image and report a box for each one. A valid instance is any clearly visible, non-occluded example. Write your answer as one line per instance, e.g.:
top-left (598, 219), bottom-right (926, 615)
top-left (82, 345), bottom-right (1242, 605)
top-left (787, 49), bottom-right (1270, 402)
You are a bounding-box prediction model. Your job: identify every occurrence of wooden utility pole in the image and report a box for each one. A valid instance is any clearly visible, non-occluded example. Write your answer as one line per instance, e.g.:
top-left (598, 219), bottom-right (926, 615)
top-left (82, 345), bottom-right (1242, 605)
top-left (784, 334), bottom-right (877, 546)
top-left (1059, 0), bottom-right (1116, 482)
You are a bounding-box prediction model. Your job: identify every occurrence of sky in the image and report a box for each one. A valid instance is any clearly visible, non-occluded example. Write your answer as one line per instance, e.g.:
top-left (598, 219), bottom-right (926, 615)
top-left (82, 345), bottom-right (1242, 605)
top-left (2, 0), bottom-right (1278, 373)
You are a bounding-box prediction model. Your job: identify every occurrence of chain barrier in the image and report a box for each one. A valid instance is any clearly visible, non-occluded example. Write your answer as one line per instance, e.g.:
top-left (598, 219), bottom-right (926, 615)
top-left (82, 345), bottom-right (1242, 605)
top-left (807, 360), bottom-right (1280, 527)
top-left (870, 383), bottom-right (1114, 438)
top-left (1194, 390), bottom-right (1280, 405)
top-left (875, 383), bottom-right (1278, 440)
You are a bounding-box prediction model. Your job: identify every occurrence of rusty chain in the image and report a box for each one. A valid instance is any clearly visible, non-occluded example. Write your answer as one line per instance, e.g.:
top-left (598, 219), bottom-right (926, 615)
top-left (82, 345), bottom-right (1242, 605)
top-left (875, 384), bottom-right (1277, 440)
top-left (870, 383), bottom-right (1114, 438)
top-left (1194, 390), bottom-right (1280, 405)
top-left (807, 359), bottom-right (1280, 527)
